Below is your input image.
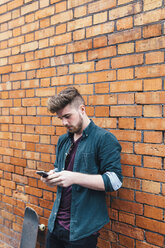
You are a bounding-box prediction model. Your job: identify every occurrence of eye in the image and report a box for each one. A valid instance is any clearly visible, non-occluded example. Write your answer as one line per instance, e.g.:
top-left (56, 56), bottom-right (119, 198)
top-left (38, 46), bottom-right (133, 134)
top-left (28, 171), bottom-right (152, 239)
top-left (65, 114), bottom-right (71, 119)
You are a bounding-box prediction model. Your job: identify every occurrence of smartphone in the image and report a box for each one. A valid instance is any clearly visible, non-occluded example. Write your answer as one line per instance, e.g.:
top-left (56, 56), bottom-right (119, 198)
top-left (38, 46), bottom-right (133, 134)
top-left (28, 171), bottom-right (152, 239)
top-left (36, 171), bottom-right (49, 178)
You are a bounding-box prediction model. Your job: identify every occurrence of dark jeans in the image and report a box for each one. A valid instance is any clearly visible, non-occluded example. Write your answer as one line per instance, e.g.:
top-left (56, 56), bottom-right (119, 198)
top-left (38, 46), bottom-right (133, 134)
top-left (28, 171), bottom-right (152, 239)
top-left (46, 221), bottom-right (99, 248)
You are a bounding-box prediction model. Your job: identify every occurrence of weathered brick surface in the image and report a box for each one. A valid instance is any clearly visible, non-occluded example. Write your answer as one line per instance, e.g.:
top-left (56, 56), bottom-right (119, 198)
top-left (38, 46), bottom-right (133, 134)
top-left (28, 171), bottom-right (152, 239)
top-left (0, 0), bottom-right (164, 247)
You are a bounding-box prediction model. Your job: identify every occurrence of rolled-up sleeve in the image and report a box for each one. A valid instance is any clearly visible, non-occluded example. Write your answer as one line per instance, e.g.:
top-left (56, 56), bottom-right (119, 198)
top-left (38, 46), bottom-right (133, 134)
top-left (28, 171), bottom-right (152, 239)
top-left (98, 132), bottom-right (122, 192)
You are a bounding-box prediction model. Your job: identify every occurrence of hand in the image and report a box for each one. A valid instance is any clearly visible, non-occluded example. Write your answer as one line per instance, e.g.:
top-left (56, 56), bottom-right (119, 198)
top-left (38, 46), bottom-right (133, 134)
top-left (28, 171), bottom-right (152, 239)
top-left (41, 170), bottom-right (75, 188)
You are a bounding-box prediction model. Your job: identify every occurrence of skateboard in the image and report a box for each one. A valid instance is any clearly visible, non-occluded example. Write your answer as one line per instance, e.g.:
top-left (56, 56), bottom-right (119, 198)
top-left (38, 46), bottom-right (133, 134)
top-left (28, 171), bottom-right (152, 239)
top-left (20, 207), bottom-right (45, 248)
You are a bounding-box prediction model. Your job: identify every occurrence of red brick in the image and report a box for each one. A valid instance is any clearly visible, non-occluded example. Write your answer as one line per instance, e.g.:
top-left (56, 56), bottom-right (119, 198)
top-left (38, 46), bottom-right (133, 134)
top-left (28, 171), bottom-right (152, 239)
top-left (145, 231), bottom-right (164, 247)
top-left (135, 91), bottom-right (165, 104)
top-left (95, 83), bottom-right (109, 93)
top-left (88, 0), bottom-right (116, 14)
top-left (35, 27), bottom-right (54, 40)
top-left (52, 54), bottom-right (73, 66)
top-left (0, 30), bottom-right (12, 42)
top-left (73, 29), bottom-right (85, 41)
top-left (37, 68), bottom-right (56, 78)
top-left (112, 221), bottom-right (144, 240)
top-left (74, 52), bottom-right (87, 63)
top-left (86, 22), bottom-right (114, 38)
top-left (57, 65), bottom-right (68, 76)
top-left (21, 79), bottom-right (39, 89)
top-left (10, 157), bottom-right (26, 167)
top-left (117, 16), bottom-right (133, 31)
top-left (109, 2), bottom-right (141, 20)
top-left (21, 1), bottom-right (38, 16)
top-left (40, 18), bottom-right (50, 29)
top-left (120, 142), bottom-right (133, 154)
top-left (142, 180), bottom-right (160, 194)
top-left (69, 62), bottom-right (94, 74)
top-left (134, 8), bottom-right (165, 26)
top-left (108, 28), bottom-right (141, 44)
top-left (0, 48), bottom-right (11, 58)
top-left (111, 54), bottom-right (143, 68)
top-left (135, 167), bottom-right (165, 183)
top-left (136, 240), bottom-right (161, 248)
top-left (119, 234), bottom-right (134, 247)
top-left (118, 118), bottom-right (134, 129)
top-left (51, 10), bottom-right (73, 25)
top-left (89, 94), bottom-right (117, 105)
top-left (0, 65), bottom-right (12, 74)
top-left (56, 1), bottom-right (66, 13)
top-left (25, 186), bottom-right (42, 197)
top-left (50, 33), bottom-right (72, 46)
top-left (56, 23), bottom-right (66, 35)
top-left (118, 93), bottom-right (134, 104)
top-left (68, 39), bottom-right (92, 53)
top-left (121, 153), bottom-right (141, 166)
top-left (68, 16), bottom-right (92, 31)
top-left (23, 151), bottom-right (40, 161)
top-left (88, 46), bottom-right (116, 60)
top-left (143, 105), bottom-right (162, 117)
top-left (0, 12), bottom-right (11, 24)
top-left (22, 21), bottom-right (39, 34)
top-left (118, 42), bottom-right (134, 54)
top-left (136, 36), bottom-right (165, 52)
top-left (35, 6), bottom-right (54, 20)
top-left (144, 131), bottom-right (162, 143)
top-left (136, 118), bottom-right (165, 131)
top-left (94, 11), bottom-right (107, 25)
top-left (0, 4), bottom-right (7, 14)
top-left (10, 107), bottom-right (26, 116)
top-left (119, 211), bottom-right (135, 225)
top-left (146, 51), bottom-right (164, 64)
top-left (144, 0), bottom-right (162, 11)
top-left (123, 177), bottom-right (141, 190)
top-left (95, 106), bottom-right (109, 117)
top-left (74, 5), bottom-right (87, 18)
top-left (111, 106), bottom-right (142, 117)
top-left (135, 143), bottom-right (165, 157)
top-left (111, 129), bottom-right (141, 142)
top-left (143, 23), bottom-right (162, 38)
top-left (93, 118), bottom-right (116, 129)
top-left (143, 78), bottom-right (162, 91)
top-left (1, 179), bottom-right (15, 189)
top-left (21, 41), bottom-right (38, 53)
top-left (117, 68), bottom-right (134, 80)
top-left (88, 70), bottom-right (116, 83)
top-left (93, 36), bottom-right (107, 48)
top-left (143, 156), bottom-right (161, 169)
top-left (144, 205), bottom-right (163, 221)
top-left (136, 216), bottom-right (165, 235)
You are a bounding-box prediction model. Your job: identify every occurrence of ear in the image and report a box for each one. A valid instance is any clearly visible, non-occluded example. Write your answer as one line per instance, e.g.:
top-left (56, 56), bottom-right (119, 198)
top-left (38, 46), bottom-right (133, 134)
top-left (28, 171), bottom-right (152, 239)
top-left (79, 104), bottom-right (85, 114)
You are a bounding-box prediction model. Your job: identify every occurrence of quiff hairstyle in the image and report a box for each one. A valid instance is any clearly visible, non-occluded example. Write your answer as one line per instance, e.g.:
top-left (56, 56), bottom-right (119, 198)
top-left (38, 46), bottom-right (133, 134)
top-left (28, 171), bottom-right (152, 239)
top-left (47, 87), bottom-right (85, 113)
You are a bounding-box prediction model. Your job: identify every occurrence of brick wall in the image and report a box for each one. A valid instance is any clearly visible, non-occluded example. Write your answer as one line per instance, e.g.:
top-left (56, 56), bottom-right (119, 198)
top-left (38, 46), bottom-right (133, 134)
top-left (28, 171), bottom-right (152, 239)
top-left (0, 0), bottom-right (165, 247)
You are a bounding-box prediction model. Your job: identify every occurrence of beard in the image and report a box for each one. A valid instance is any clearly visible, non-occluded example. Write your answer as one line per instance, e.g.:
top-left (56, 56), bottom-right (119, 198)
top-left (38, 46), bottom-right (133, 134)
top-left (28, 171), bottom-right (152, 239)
top-left (66, 114), bottom-right (83, 134)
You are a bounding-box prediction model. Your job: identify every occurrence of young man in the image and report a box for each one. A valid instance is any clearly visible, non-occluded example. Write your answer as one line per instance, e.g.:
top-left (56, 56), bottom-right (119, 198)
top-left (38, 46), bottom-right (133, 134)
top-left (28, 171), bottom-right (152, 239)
top-left (41, 87), bottom-right (122, 248)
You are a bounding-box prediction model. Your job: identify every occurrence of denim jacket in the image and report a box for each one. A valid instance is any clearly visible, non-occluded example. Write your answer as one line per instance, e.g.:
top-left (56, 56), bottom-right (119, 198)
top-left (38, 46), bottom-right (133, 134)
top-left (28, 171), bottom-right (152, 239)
top-left (48, 120), bottom-right (122, 241)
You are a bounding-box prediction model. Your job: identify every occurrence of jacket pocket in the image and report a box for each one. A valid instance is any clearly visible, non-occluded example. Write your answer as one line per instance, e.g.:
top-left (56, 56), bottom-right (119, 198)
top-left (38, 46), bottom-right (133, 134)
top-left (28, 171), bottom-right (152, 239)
top-left (81, 152), bottom-right (98, 174)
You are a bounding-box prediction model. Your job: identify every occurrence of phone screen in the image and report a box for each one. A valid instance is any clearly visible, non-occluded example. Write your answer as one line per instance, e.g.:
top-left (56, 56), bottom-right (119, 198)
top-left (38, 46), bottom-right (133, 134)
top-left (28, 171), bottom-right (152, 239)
top-left (36, 171), bottom-right (48, 178)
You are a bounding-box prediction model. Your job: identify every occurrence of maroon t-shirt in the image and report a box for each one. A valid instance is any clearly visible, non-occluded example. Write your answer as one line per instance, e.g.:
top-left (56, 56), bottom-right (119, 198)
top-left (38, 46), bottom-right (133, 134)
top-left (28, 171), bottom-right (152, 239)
top-left (56, 137), bottom-right (81, 230)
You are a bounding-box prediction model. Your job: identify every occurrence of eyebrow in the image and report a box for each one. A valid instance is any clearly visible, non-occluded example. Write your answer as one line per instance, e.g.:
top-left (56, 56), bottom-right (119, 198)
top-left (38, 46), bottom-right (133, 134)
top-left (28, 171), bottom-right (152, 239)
top-left (58, 113), bottom-right (71, 119)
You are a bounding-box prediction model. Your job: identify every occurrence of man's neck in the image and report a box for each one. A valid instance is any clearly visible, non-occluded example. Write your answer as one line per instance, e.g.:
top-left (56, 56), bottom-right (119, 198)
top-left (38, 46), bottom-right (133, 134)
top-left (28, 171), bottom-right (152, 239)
top-left (74, 118), bottom-right (90, 141)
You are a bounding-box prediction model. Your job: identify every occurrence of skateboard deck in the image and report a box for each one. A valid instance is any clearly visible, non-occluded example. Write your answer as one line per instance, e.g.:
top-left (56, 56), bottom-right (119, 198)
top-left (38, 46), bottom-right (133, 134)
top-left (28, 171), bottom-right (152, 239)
top-left (20, 207), bottom-right (39, 248)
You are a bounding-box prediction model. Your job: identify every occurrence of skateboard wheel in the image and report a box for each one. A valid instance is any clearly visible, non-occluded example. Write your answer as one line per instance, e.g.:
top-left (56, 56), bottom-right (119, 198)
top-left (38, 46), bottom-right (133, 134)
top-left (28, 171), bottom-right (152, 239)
top-left (39, 224), bottom-right (45, 231)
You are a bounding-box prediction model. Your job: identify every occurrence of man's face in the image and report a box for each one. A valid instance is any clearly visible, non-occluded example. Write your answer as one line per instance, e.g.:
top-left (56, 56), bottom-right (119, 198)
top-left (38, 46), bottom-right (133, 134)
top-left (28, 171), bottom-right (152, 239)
top-left (57, 104), bottom-right (84, 134)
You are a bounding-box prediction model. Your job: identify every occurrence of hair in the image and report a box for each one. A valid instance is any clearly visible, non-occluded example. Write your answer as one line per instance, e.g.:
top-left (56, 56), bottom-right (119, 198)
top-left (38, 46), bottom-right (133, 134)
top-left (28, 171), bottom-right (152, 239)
top-left (47, 87), bottom-right (85, 113)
